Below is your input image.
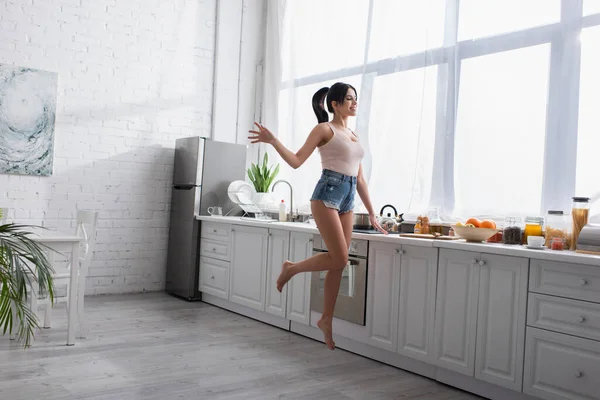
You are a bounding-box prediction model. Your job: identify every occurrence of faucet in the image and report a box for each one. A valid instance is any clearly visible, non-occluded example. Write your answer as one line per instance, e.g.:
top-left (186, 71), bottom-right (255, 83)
top-left (272, 179), bottom-right (294, 222)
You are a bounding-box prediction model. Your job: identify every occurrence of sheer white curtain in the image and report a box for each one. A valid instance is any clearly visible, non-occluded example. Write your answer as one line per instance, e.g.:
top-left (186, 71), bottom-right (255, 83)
top-left (262, 0), bottom-right (600, 222)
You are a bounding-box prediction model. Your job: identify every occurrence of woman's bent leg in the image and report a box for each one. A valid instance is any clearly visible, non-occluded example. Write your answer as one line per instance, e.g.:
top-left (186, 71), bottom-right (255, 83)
top-left (276, 201), bottom-right (349, 292)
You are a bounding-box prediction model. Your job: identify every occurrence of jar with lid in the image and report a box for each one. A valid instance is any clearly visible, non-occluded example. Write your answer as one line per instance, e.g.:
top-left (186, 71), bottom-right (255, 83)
top-left (502, 217), bottom-right (522, 245)
top-left (523, 216), bottom-right (544, 245)
top-left (545, 210), bottom-right (571, 249)
top-left (571, 197), bottom-right (590, 250)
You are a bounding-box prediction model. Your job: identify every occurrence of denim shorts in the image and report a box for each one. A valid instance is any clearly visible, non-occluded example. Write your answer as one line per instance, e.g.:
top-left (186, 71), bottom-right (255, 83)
top-left (310, 169), bottom-right (357, 214)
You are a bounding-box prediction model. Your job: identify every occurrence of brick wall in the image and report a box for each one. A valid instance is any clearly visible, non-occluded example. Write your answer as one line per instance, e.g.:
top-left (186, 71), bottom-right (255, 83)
top-left (0, 0), bottom-right (217, 294)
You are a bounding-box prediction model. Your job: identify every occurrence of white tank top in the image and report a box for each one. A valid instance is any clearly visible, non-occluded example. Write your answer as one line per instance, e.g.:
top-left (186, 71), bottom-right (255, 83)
top-left (318, 122), bottom-right (365, 177)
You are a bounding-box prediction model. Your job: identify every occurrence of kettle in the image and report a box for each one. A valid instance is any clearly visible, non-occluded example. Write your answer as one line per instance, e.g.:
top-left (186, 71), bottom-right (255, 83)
top-left (378, 204), bottom-right (404, 233)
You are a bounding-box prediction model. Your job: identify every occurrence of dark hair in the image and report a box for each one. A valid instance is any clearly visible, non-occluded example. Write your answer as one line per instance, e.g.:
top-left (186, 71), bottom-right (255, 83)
top-left (311, 82), bottom-right (357, 123)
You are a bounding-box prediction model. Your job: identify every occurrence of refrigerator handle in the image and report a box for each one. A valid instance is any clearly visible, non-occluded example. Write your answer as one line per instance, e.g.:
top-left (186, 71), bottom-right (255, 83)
top-left (173, 185), bottom-right (195, 190)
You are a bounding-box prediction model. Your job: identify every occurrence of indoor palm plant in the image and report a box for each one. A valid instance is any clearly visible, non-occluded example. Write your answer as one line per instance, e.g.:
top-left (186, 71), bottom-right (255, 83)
top-left (0, 216), bottom-right (55, 348)
top-left (248, 152), bottom-right (280, 193)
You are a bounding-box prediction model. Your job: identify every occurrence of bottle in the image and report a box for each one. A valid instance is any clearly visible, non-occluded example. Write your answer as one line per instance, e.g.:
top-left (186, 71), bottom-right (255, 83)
top-left (414, 217), bottom-right (422, 234)
top-left (279, 199), bottom-right (287, 222)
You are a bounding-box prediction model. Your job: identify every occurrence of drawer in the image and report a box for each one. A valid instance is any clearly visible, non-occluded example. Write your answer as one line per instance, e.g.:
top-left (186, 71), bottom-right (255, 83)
top-left (201, 222), bottom-right (231, 242)
top-left (200, 238), bottom-right (231, 261)
top-left (199, 257), bottom-right (229, 299)
top-left (524, 327), bottom-right (600, 400)
top-left (528, 293), bottom-right (600, 341)
top-left (530, 259), bottom-right (600, 303)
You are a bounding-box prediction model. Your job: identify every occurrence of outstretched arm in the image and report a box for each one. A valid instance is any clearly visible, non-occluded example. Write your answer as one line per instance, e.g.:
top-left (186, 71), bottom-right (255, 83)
top-left (356, 163), bottom-right (387, 234)
top-left (248, 122), bottom-right (327, 169)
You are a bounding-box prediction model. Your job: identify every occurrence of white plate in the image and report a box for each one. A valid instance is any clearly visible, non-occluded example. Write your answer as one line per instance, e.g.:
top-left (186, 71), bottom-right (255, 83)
top-left (525, 245), bottom-right (546, 250)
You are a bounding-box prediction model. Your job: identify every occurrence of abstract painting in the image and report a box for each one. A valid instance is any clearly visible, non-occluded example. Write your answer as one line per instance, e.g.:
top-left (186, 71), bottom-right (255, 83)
top-left (0, 64), bottom-right (58, 176)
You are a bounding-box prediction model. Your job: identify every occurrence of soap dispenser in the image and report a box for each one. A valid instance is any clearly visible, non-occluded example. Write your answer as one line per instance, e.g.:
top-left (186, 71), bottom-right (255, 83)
top-left (279, 200), bottom-right (287, 222)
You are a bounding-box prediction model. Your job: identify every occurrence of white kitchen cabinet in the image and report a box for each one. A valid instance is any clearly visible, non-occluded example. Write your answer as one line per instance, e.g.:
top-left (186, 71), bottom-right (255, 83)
top-left (475, 253), bottom-right (528, 391)
top-left (286, 232), bottom-right (313, 325)
top-left (524, 327), bottom-right (600, 400)
top-left (199, 256), bottom-right (229, 299)
top-left (397, 245), bottom-right (438, 363)
top-left (434, 249), bottom-right (480, 376)
top-left (366, 242), bottom-right (401, 351)
top-left (229, 225), bottom-right (268, 311)
top-left (265, 229), bottom-right (290, 318)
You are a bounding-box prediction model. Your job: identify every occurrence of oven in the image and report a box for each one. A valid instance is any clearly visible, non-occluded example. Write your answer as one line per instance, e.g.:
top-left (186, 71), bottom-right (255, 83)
top-left (310, 235), bottom-right (368, 326)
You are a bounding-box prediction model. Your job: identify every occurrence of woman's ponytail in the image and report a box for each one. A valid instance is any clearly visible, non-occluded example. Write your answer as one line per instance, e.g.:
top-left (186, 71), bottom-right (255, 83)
top-left (312, 87), bottom-right (329, 123)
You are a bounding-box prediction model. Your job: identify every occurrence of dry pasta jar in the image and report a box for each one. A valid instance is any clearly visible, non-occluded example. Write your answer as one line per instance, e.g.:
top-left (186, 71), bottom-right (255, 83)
top-left (571, 197), bottom-right (590, 250)
top-left (523, 216), bottom-right (544, 245)
top-left (545, 210), bottom-right (570, 250)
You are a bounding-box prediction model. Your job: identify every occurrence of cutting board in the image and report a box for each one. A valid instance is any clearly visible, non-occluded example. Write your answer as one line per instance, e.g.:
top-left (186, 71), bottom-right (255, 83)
top-left (399, 233), bottom-right (461, 240)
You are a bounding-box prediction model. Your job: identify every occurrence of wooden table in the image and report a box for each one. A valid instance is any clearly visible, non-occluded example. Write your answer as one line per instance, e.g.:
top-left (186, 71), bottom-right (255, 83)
top-left (29, 228), bottom-right (82, 346)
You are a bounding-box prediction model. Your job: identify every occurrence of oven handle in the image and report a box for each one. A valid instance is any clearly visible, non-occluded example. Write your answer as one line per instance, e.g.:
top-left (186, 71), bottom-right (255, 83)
top-left (348, 259), bottom-right (360, 266)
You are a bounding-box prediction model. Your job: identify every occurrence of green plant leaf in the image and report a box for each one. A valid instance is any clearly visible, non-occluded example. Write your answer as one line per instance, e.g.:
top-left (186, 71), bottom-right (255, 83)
top-left (0, 223), bottom-right (56, 348)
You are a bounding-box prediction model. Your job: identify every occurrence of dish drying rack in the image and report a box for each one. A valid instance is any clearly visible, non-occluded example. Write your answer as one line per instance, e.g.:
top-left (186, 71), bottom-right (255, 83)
top-left (227, 180), bottom-right (276, 222)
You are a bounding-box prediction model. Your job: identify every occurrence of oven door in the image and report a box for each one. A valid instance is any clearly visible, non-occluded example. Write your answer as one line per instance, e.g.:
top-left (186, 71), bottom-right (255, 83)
top-left (310, 251), bottom-right (367, 326)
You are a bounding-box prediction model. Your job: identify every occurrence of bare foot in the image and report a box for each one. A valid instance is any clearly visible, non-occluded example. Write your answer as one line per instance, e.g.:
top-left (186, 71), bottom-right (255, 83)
top-left (276, 261), bottom-right (294, 292)
top-left (317, 317), bottom-right (335, 350)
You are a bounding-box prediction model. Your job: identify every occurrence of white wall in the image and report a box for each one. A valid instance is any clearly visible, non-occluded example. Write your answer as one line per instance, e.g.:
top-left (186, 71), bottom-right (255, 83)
top-left (0, 0), bottom-right (219, 294)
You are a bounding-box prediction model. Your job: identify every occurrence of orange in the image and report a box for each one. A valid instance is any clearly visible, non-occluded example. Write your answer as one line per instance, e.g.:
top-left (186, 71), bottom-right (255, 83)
top-left (465, 217), bottom-right (481, 228)
top-left (480, 220), bottom-right (497, 229)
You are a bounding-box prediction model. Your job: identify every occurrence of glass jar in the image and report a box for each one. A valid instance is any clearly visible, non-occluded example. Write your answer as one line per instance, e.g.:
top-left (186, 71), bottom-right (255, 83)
top-left (571, 197), bottom-right (590, 250)
top-left (545, 210), bottom-right (571, 249)
top-left (503, 217), bottom-right (522, 245)
top-left (428, 208), bottom-right (443, 235)
top-left (523, 216), bottom-right (544, 245)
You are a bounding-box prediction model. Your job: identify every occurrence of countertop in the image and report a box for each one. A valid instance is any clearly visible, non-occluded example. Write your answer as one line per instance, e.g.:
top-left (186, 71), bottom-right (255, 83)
top-left (197, 215), bottom-right (600, 267)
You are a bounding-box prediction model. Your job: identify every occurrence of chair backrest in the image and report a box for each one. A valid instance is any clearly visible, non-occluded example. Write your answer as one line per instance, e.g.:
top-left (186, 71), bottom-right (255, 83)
top-left (75, 210), bottom-right (99, 266)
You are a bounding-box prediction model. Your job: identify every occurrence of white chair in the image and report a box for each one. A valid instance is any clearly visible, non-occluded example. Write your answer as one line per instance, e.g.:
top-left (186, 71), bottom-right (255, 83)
top-left (30, 210), bottom-right (98, 338)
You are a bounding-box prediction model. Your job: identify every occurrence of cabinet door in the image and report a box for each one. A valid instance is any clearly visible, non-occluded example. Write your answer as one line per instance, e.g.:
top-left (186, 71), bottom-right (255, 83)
top-left (265, 229), bottom-right (290, 318)
top-left (475, 253), bottom-right (528, 391)
top-left (286, 232), bottom-right (313, 325)
top-left (229, 225), bottom-right (268, 311)
top-left (433, 249), bottom-right (480, 376)
top-left (366, 242), bottom-right (401, 351)
top-left (397, 246), bottom-right (438, 363)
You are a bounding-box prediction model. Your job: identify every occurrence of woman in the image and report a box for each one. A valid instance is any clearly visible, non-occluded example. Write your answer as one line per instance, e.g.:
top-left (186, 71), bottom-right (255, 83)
top-left (248, 82), bottom-right (386, 350)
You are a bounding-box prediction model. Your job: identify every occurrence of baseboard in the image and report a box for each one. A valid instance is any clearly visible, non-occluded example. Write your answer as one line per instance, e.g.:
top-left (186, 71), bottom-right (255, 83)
top-left (435, 368), bottom-right (536, 400)
top-left (201, 294), bottom-right (290, 330)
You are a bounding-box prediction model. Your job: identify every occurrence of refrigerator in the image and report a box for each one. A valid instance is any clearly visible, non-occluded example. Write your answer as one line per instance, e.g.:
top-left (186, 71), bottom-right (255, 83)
top-left (165, 137), bottom-right (246, 300)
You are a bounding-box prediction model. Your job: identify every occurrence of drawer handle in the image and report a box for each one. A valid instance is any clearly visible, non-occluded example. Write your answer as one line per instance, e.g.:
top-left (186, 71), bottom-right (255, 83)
top-left (212, 248), bottom-right (217, 252)
top-left (575, 371), bottom-right (584, 378)
top-left (395, 249), bottom-right (404, 254)
top-left (213, 229), bottom-right (217, 233)
top-left (578, 316), bottom-right (586, 323)
top-left (580, 279), bottom-right (588, 286)
top-left (478, 260), bottom-right (486, 266)
top-left (211, 276), bottom-right (215, 280)
top-left (472, 259), bottom-right (478, 264)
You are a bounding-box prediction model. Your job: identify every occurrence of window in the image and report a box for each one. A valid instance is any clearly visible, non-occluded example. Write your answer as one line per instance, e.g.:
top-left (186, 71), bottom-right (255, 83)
top-left (584, 0), bottom-right (600, 16)
top-left (576, 26), bottom-right (600, 211)
top-left (281, 0), bottom-right (369, 80)
top-left (269, 1), bottom-right (600, 220)
top-left (368, 0), bottom-right (445, 62)
top-left (458, 0), bottom-right (560, 40)
top-left (365, 66), bottom-right (438, 213)
top-left (454, 45), bottom-right (550, 217)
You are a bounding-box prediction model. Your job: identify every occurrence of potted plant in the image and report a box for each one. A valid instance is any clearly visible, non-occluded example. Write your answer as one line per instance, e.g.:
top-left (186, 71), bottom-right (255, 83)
top-left (247, 152), bottom-right (280, 209)
top-left (0, 218), bottom-right (55, 348)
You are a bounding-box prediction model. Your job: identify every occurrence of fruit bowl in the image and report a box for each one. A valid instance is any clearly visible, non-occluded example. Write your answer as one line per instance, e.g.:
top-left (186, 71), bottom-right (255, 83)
top-left (452, 225), bottom-right (500, 243)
